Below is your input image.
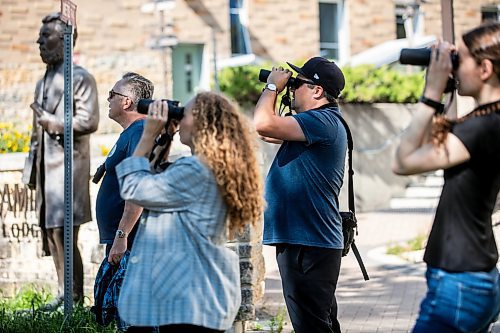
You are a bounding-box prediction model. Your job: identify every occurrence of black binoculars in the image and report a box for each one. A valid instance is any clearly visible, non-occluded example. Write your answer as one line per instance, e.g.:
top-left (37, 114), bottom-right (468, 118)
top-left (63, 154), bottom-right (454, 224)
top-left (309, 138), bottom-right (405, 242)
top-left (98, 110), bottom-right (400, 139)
top-left (258, 69), bottom-right (313, 90)
top-left (137, 99), bottom-right (184, 120)
top-left (399, 47), bottom-right (459, 70)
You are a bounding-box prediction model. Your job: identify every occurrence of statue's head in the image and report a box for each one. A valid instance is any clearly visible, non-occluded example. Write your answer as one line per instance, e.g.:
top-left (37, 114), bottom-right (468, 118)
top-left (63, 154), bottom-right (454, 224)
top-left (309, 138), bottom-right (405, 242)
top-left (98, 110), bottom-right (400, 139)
top-left (37, 12), bottom-right (78, 65)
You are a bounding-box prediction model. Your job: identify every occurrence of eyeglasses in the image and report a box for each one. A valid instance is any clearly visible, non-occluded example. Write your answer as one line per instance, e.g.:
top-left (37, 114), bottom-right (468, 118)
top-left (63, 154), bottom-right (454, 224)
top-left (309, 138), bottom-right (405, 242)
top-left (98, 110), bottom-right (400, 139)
top-left (291, 78), bottom-right (315, 90)
top-left (108, 90), bottom-right (129, 99)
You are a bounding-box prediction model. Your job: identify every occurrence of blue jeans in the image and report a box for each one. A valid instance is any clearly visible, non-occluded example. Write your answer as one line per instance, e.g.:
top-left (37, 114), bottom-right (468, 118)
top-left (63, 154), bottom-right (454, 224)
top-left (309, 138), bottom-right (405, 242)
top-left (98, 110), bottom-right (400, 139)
top-left (413, 266), bottom-right (500, 333)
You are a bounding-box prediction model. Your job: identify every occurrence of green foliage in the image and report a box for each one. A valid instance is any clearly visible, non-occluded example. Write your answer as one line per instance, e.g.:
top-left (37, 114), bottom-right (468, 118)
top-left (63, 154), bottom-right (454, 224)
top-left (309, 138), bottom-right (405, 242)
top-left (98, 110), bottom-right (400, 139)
top-left (268, 307), bottom-right (286, 333)
top-left (0, 285), bottom-right (115, 333)
top-left (387, 234), bottom-right (427, 256)
top-left (0, 284), bottom-right (53, 311)
top-left (219, 65), bottom-right (264, 110)
top-left (218, 64), bottom-right (425, 108)
top-left (340, 65), bottom-right (425, 103)
top-left (251, 321), bottom-right (264, 331)
top-left (0, 122), bottom-right (31, 154)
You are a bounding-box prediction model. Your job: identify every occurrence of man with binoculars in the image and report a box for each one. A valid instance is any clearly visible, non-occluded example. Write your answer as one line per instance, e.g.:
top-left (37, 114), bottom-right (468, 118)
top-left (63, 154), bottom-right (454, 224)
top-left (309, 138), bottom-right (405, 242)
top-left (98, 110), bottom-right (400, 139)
top-left (96, 72), bottom-right (154, 267)
top-left (254, 57), bottom-right (347, 333)
top-left (93, 72), bottom-right (155, 330)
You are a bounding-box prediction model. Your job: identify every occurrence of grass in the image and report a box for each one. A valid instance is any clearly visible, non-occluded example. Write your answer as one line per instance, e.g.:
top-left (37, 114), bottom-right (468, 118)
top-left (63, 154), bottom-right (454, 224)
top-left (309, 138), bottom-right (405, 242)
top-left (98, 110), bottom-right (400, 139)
top-left (386, 234), bottom-right (427, 256)
top-left (248, 307), bottom-right (288, 332)
top-left (0, 285), bottom-right (116, 333)
top-left (268, 308), bottom-right (286, 333)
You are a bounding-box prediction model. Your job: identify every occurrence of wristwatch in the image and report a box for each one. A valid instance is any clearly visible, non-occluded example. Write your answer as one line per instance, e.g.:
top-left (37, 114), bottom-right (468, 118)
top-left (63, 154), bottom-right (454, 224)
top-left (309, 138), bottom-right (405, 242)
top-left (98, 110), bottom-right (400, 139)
top-left (264, 83), bottom-right (278, 94)
top-left (115, 229), bottom-right (127, 239)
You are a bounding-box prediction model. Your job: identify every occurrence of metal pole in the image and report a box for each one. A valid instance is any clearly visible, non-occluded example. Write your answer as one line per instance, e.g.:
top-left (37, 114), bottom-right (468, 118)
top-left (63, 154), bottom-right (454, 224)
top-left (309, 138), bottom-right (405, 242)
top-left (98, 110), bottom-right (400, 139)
top-left (440, 0), bottom-right (457, 118)
top-left (63, 23), bottom-right (74, 317)
top-left (212, 28), bottom-right (219, 91)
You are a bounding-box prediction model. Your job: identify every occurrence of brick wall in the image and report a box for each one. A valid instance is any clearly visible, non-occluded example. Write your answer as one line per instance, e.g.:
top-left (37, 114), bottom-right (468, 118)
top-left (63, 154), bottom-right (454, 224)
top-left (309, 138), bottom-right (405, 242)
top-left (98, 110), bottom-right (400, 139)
top-left (1, 0), bottom-right (498, 132)
top-left (421, 0), bottom-right (499, 39)
top-left (248, 0), bottom-right (320, 61)
top-left (348, 0), bottom-right (396, 54)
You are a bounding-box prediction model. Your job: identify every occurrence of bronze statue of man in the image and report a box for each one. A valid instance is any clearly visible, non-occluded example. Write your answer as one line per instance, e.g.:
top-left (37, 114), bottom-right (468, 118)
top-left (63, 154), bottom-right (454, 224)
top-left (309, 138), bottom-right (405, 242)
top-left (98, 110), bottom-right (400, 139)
top-left (23, 12), bottom-right (99, 309)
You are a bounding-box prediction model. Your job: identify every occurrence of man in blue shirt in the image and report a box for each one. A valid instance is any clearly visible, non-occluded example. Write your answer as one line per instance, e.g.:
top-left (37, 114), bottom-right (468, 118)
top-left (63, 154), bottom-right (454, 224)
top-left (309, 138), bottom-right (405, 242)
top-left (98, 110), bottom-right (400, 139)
top-left (95, 72), bottom-right (154, 264)
top-left (254, 57), bottom-right (347, 333)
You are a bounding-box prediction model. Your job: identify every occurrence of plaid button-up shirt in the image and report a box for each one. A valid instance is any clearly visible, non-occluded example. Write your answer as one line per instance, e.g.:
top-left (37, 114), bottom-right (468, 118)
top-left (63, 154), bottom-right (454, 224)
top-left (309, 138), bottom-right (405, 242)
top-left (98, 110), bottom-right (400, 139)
top-left (115, 156), bottom-right (241, 329)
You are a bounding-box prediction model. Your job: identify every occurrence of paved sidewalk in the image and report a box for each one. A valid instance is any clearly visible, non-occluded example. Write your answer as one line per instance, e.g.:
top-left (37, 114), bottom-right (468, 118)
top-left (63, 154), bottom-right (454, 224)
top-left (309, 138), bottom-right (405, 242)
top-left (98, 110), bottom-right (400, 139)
top-left (256, 211), bottom-right (500, 333)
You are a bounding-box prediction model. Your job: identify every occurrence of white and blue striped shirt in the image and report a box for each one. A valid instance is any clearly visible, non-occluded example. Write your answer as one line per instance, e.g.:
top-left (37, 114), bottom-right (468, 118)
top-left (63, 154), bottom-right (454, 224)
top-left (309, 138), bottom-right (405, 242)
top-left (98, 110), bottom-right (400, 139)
top-left (115, 156), bottom-right (241, 329)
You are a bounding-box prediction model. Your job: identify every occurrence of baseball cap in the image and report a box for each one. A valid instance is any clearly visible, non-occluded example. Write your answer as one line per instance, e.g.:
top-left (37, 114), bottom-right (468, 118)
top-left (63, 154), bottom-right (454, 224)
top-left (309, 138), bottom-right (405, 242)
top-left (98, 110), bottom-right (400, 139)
top-left (287, 57), bottom-right (345, 98)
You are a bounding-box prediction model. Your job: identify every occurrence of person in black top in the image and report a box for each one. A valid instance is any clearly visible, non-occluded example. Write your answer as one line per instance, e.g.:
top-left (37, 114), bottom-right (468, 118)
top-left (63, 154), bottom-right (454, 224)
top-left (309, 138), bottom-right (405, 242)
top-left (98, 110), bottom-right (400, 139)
top-left (393, 22), bottom-right (500, 333)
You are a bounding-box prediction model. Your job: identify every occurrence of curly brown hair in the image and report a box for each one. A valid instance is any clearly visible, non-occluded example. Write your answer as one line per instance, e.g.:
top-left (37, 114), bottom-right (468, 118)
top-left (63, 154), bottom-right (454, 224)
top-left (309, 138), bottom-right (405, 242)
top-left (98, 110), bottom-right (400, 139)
top-left (432, 21), bottom-right (500, 146)
top-left (190, 91), bottom-right (264, 235)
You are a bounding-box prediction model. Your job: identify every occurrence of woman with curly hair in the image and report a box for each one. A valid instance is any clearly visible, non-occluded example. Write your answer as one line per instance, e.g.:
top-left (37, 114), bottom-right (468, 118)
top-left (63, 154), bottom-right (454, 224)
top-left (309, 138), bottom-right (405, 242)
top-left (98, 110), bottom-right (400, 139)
top-left (115, 91), bottom-right (264, 332)
top-left (393, 21), bottom-right (500, 332)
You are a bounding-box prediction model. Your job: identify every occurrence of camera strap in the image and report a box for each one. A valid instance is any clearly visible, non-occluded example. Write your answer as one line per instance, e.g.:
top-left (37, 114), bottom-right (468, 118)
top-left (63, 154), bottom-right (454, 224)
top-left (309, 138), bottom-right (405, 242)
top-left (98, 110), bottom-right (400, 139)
top-left (278, 86), bottom-right (293, 117)
top-left (149, 119), bottom-right (176, 171)
top-left (331, 110), bottom-right (369, 281)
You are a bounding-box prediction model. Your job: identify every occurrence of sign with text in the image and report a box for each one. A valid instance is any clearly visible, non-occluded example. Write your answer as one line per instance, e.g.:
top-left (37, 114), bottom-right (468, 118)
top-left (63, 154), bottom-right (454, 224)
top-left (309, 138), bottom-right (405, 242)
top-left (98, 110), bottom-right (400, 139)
top-left (61, 0), bottom-right (77, 27)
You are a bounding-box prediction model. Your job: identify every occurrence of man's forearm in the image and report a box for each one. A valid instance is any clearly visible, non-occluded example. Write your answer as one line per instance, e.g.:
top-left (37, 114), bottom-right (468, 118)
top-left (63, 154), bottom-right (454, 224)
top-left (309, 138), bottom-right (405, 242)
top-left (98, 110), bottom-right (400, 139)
top-left (254, 90), bottom-right (278, 136)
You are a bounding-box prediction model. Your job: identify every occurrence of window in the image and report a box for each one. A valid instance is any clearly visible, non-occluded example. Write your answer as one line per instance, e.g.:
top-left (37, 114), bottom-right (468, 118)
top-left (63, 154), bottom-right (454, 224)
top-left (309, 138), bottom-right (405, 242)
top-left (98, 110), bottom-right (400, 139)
top-left (395, 2), bottom-right (422, 40)
top-left (319, 1), bottom-right (339, 59)
top-left (482, 5), bottom-right (500, 22)
top-left (230, 0), bottom-right (251, 55)
top-left (395, 4), bottom-right (407, 39)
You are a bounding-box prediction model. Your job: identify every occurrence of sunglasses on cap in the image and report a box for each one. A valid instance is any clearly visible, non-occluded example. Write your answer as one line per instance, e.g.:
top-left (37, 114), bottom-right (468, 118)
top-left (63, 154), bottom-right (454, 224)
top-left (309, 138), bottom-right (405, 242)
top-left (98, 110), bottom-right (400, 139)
top-left (108, 90), bottom-right (129, 99)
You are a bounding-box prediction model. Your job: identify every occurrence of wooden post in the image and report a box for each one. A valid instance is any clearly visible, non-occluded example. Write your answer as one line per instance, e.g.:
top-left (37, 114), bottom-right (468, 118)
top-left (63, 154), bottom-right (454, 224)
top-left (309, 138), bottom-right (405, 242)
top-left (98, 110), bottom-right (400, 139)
top-left (440, 0), bottom-right (457, 118)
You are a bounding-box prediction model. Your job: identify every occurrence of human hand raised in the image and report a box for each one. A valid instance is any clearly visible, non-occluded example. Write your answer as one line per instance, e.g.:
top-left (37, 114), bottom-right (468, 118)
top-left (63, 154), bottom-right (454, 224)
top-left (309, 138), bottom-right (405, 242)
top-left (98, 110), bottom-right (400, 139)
top-left (424, 41), bottom-right (456, 100)
top-left (268, 66), bottom-right (292, 93)
top-left (143, 99), bottom-right (169, 139)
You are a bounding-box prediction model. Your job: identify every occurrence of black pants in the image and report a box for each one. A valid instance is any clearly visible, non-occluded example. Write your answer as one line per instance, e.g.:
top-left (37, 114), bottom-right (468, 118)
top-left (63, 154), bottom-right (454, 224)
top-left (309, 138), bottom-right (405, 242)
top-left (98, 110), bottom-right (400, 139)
top-left (45, 226), bottom-right (84, 302)
top-left (126, 325), bottom-right (223, 333)
top-left (276, 244), bottom-right (342, 333)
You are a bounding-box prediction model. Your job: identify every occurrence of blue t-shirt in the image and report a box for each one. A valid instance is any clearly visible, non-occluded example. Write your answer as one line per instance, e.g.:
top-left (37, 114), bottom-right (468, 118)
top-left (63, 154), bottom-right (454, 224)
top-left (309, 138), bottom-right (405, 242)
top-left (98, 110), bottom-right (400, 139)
top-left (96, 120), bottom-right (144, 244)
top-left (263, 105), bottom-right (347, 249)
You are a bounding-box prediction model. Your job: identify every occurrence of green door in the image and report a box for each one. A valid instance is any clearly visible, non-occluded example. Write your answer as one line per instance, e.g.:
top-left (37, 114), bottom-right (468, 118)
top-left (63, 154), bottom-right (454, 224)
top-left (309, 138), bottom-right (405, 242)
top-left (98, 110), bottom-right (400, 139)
top-left (172, 44), bottom-right (204, 105)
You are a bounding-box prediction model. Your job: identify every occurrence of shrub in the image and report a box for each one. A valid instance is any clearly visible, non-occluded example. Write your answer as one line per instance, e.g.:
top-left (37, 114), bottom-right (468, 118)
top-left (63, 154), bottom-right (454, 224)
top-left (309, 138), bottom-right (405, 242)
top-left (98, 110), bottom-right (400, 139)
top-left (340, 65), bottom-right (425, 103)
top-left (218, 64), bottom-right (425, 108)
top-left (219, 65), bottom-right (264, 110)
top-left (0, 122), bottom-right (31, 154)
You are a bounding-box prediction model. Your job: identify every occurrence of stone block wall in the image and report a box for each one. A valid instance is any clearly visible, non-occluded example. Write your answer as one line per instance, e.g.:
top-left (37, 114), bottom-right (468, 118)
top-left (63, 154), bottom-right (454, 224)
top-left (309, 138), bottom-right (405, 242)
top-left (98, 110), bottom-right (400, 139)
top-left (0, 171), bottom-right (103, 299)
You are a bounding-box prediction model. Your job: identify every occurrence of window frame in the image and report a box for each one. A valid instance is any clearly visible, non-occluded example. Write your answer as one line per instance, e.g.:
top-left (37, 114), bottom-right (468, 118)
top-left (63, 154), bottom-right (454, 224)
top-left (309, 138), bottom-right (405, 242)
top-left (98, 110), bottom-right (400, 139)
top-left (318, 0), bottom-right (342, 60)
top-left (481, 5), bottom-right (500, 22)
top-left (229, 0), bottom-right (252, 56)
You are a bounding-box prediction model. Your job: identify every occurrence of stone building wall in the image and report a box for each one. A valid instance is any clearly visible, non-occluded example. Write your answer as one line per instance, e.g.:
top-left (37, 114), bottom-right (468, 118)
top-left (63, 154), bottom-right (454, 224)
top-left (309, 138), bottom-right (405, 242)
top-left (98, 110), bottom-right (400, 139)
top-left (1, 0), bottom-right (498, 132)
top-left (348, 0), bottom-right (396, 54)
top-left (248, 0), bottom-right (320, 62)
top-left (420, 0), bottom-right (499, 39)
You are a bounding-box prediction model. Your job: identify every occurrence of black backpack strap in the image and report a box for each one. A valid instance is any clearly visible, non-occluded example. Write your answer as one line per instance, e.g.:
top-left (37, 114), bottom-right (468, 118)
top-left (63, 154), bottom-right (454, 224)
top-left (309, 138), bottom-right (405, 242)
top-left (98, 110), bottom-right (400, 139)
top-left (334, 112), bottom-right (370, 281)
